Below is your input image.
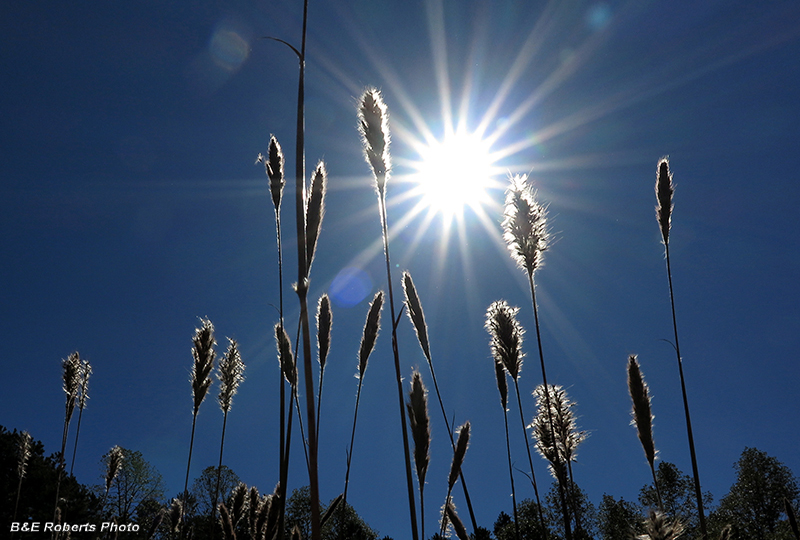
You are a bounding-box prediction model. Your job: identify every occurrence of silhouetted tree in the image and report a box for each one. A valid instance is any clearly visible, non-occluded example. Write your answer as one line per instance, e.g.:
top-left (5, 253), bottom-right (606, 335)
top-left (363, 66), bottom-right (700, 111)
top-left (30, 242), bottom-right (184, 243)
top-left (710, 448), bottom-right (799, 540)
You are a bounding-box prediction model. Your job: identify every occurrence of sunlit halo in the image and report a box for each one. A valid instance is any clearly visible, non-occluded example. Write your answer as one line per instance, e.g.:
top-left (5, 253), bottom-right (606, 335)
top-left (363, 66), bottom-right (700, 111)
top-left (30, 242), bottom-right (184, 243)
top-left (410, 129), bottom-right (497, 218)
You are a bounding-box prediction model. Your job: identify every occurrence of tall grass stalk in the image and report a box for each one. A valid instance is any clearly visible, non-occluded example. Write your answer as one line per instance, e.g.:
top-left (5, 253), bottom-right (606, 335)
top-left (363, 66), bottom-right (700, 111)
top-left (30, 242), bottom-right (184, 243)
top-left (211, 339), bottom-right (245, 538)
top-left (257, 135), bottom-right (287, 508)
top-left (276, 321), bottom-right (299, 519)
top-left (102, 445), bottom-right (124, 511)
top-left (358, 87), bottom-right (419, 540)
top-left (493, 357), bottom-right (519, 540)
top-left (407, 370), bottom-right (431, 540)
top-left (655, 157), bottom-right (707, 538)
top-left (532, 384), bottom-right (587, 534)
top-left (53, 351), bottom-right (81, 529)
top-left (627, 354), bottom-right (663, 511)
top-left (485, 300), bottom-right (546, 534)
top-left (69, 359), bottom-right (91, 476)
top-left (502, 174), bottom-right (572, 540)
top-left (344, 291), bottom-right (383, 502)
top-left (403, 271), bottom-right (478, 532)
top-left (183, 319), bottom-right (216, 536)
top-left (14, 430), bottom-right (32, 527)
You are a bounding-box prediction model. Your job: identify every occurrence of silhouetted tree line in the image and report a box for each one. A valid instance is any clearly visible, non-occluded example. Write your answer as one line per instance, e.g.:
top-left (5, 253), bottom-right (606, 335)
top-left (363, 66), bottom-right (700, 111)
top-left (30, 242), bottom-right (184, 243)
top-left (2, 426), bottom-right (798, 539)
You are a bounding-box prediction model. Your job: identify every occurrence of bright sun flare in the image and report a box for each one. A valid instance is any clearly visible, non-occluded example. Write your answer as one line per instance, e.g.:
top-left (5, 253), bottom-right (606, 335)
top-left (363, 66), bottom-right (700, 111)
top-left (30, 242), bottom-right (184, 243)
top-left (411, 129), bottom-right (496, 217)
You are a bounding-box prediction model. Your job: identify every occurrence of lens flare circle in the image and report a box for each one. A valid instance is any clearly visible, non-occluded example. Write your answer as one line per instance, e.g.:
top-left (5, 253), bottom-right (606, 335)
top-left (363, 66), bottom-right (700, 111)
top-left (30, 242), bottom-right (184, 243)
top-left (412, 129), bottom-right (495, 217)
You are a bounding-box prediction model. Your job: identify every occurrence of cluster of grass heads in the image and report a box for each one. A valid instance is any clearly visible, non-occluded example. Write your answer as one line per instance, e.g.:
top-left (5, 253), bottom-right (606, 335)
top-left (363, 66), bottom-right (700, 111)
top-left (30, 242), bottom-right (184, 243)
top-left (22, 6), bottom-right (800, 540)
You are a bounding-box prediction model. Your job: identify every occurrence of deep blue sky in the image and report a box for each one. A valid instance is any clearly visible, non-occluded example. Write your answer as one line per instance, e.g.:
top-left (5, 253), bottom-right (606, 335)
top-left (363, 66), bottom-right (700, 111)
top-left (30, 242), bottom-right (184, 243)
top-left (2, 1), bottom-right (799, 538)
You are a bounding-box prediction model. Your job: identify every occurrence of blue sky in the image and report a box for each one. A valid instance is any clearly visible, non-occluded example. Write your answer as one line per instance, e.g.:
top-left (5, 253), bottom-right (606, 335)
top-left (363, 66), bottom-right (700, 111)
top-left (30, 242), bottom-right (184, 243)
top-left (2, 1), bottom-right (799, 538)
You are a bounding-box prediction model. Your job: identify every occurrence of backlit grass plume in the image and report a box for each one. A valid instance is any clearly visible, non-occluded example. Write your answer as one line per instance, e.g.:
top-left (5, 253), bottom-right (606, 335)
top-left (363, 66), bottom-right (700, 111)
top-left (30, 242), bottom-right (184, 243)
top-left (70, 358), bottom-right (92, 475)
top-left (445, 502), bottom-right (470, 540)
top-left (54, 351), bottom-right (82, 522)
top-left (358, 88), bottom-right (391, 195)
top-left (502, 174), bottom-right (549, 276)
top-left (14, 430), bottom-right (32, 524)
top-left (485, 300), bottom-right (524, 380)
top-left (212, 338), bottom-right (245, 535)
top-left (404, 271), bottom-right (478, 531)
top-left (104, 445), bottom-right (124, 497)
top-left (655, 157), bottom-right (673, 246)
top-left (183, 319), bottom-right (217, 533)
top-left (407, 369), bottom-right (431, 540)
top-left (654, 157), bottom-right (707, 538)
top-left (627, 354), bottom-right (663, 511)
top-left (637, 509), bottom-right (685, 540)
top-left (305, 161), bottom-right (327, 274)
top-left (441, 422), bottom-right (470, 536)
top-left (485, 301), bottom-right (546, 532)
top-left (358, 87), bottom-right (418, 540)
top-left (533, 384), bottom-right (588, 535)
top-left (344, 291), bottom-right (384, 502)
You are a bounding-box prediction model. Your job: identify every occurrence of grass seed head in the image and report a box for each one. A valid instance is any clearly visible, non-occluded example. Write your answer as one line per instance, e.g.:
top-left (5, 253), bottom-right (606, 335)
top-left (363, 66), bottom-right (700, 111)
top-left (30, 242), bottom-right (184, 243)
top-left (317, 294), bottom-right (332, 370)
top-left (636, 509), bottom-right (685, 540)
top-left (503, 174), bottom-right (549, 276)
top-left (655, 157), bottom-right (674, 245)
top-left (105, 445), bottom-right (124, 495)
top-left (485, 300), bottom-right (524, 380)
top-left (16, 431), bottom-right (32, 480)
top-left (448, 421), bottom-right (471, 492)
top-left (77, 359), bottom-right (92, 410)
top-left (402, 271), bottom-right (431, 362)
top-left (407, 369), bottom-right (431, 488)
top-left (191, 319), bottom-right (216, 415)
top-left (218, 338), bottom-right (245, 414)
top-left (305, 161), bottom-right (327, 273)
top-left (494, 359), bottom-right (509, 410)
top-left (62, 352), bottom-right (82, 421)
top-left (275, 324), bottom-right (296, 389)
top-left (445, 502), bottom-right (470, 540)
top-left (257, 135), bottom-right (285, 213)
top-left (358, 88), bottom-right (391, 194)
top-left (628, 354), bottom-right (658, 468)
top-left (358, 291), bottom-right (384, 379)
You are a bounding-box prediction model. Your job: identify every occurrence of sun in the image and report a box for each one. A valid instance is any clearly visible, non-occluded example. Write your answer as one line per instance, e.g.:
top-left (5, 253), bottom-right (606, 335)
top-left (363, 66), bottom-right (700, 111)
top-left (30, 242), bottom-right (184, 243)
top-left (410, 128), bottom-right (497, 218)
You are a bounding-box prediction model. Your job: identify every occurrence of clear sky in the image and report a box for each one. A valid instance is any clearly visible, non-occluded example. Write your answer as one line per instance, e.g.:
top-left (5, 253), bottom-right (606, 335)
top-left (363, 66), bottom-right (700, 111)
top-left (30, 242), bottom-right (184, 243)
top-left (2, 1), bottom-right (799, 538)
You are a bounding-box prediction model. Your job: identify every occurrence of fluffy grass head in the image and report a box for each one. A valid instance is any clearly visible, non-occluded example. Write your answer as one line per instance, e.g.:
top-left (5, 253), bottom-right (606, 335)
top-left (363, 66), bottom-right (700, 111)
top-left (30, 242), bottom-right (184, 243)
top-left (105, 445), bottom-right (124, 495)
top-left (358, 291), bottom-right (384, 379)
top-left (256, 135), bottom-right (285, 212)
top-left (533, 384), bottom-right (587, 465)
top-left (627, 354), bottom-right (658, 469)
top-left (358, 88), bottom-right (391, 195)
top-left (636, 509), bottom-right (685, 540)
top-left (448, 421), bottom-right (471, 493)
top-left (16, 431), bottom-right (32, 480)
top-left (317, 294), bottom-right (332, 370)
top-left (402, 271), bottom-right (431, 362)
top-left (62, 352), bottom-right (82, 420)
top-left (502, 174), bottom-right (549, 276)
top-left (191, 319), bottom-right (216, 414)
top-left (494, 359), bottom-right (509, 410)
top-left (485, 300), bottom-right (524, 381)
top-left (275, 323), bottom-right (296, 389)
top-left (305, 161), bottom-right (328, 273)
top-left (407, 369), bottom-right (431, 488)
top-left (218, 338), bottom-right (245, 414)
top-left (655, 157), bottom-right (674, 245)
